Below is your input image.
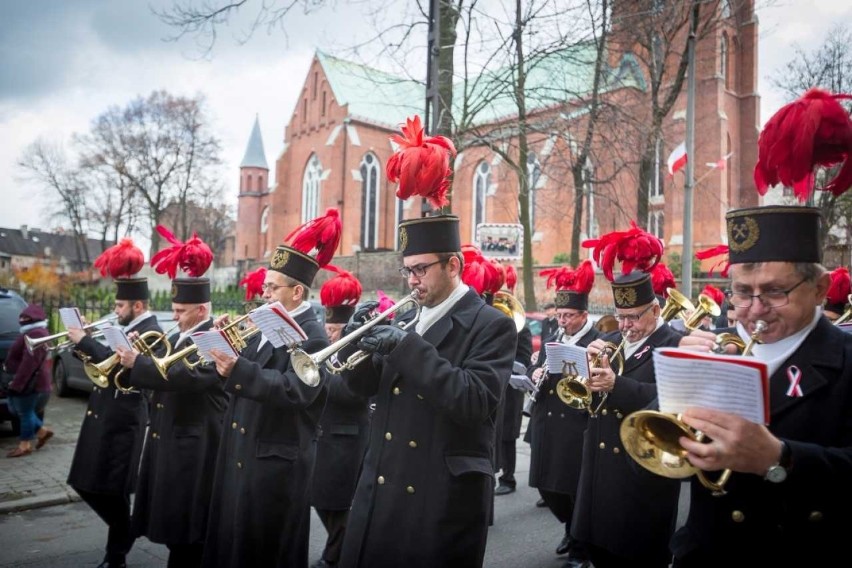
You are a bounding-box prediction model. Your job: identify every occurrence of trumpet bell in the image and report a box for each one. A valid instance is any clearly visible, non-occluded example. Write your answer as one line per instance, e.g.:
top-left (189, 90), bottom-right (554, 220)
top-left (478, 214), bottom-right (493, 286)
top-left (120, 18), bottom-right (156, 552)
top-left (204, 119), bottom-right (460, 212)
top-left (555, 376), bottom-right (592, 409)
top-left (492, 291), bottom-right (525, 332)
top-left (619, 410), bottom-right (698, 479)
top-left (84, 355), bottom-right (116, 389)
top-left (660, 288), bottom-right (695, 324)
top-left (291, 349), bottom-right (322, 387)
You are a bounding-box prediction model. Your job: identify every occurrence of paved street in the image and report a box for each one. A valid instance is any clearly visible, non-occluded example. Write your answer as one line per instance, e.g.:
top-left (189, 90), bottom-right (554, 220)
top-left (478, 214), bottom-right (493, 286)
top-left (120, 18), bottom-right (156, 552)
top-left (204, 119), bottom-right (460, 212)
top-left (0, 392), bottom-right (571, 568)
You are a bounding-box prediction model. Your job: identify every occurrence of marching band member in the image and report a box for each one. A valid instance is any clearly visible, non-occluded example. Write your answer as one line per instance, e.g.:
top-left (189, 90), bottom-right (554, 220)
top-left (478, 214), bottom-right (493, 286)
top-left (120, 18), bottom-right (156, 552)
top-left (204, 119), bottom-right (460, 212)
top-left (202, 210), bottom-right (340, 567)
top-left (114, 227), bottom-right (225, 568)
top-left (66, 239), bottom-right (163, 568)
top-left (527, 261), bottom-right (600, 567)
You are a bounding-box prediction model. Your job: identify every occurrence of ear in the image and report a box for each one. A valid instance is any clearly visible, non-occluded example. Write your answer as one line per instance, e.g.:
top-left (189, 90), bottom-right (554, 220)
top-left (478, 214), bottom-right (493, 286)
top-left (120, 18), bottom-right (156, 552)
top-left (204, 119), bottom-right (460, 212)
top-left (814, 271), bottom-right (831, 302)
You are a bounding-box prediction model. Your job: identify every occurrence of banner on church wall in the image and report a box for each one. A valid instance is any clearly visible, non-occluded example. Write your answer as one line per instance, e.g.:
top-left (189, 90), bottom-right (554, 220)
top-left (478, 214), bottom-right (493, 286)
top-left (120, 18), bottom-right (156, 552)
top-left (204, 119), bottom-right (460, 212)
top-left (476, 223), bottom-right (523, 260)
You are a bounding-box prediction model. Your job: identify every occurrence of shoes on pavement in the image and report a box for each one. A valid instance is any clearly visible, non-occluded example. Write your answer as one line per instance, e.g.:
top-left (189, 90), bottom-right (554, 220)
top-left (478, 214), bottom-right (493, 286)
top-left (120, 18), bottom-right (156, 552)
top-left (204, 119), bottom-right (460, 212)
top-left (494, 484), bottom-right (516, 496)
top-left (6, 447), bottom-right (32, 458)
top-left (36, 429), bottom-right (54, 449)
top-left (535, 497), bottom-right (547, 508)
top-left (556, 533), bottom-right (576, 555)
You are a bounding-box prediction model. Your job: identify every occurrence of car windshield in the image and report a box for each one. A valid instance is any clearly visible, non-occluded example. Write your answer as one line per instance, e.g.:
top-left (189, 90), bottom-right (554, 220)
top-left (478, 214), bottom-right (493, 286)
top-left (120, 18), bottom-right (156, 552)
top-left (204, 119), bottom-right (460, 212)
top-left (0, 297), bottom-right (25, 334)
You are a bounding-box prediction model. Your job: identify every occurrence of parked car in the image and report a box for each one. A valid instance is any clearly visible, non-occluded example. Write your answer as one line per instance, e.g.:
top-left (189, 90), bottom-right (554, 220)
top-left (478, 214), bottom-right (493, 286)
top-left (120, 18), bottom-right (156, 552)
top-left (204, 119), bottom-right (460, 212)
top-left (0, 288), bottom-right (32, 433)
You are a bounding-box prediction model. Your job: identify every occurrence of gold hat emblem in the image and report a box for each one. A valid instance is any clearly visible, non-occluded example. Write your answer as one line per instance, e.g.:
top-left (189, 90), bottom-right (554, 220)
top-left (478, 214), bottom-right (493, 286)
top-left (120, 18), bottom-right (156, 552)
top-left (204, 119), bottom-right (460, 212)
top-left (398, 227), bottom-right (408, 251)
top-left (728, 217), bottom-right (760, 252)
top-left (614, 287), bottom-right (638, 307)
top-left (170, 282), bottom-right (178, 298)
top-left (271, 248), bottom-right (290, 270)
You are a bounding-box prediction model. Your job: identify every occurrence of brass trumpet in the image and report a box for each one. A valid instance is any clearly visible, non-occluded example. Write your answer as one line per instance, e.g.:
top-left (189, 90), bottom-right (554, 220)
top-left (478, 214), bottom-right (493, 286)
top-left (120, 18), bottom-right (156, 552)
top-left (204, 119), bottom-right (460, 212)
top-left (25, 316), bottom-right (117, 354)
top-left (619, 320), bottom-right (767, 496)
top-left (492, 290), bottom-right (526, 332)
top-left (834, 294), bottom-right (852, 325)
top-left (291, 291), bottom-right (421, 387)
top-left (558, 338), bottom-right (626, 415)
top-left (84, 330), bottom-right (173, 390)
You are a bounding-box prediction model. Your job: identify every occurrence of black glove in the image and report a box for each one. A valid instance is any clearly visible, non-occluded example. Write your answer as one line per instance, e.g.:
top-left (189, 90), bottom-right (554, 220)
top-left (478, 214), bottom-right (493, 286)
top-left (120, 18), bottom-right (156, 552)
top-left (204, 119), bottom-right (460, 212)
top-left (342, 301), bottom-right (380, 337)
top-left (356, 325), bottom-right (409, 356)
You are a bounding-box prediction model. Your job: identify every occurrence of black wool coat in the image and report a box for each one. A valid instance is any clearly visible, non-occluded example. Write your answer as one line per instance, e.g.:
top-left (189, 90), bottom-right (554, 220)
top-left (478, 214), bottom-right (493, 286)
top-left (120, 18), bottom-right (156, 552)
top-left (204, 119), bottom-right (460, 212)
top-left (571, 323), bottom-right (683, 564)
top-left (498, 326), bottom-right (534, 444)
top-left (67, 314), bottom-right (162, 495)
top-left (672, 317), bottom-right (852, 567)
top-left (528, 325), bottom-right (600, 495)
top-left (124, 319), bottom-right (227, 546)
top-left (202, 309), bottom-right (330, 568)
top-left (338, 289), bottom-right (517, 568)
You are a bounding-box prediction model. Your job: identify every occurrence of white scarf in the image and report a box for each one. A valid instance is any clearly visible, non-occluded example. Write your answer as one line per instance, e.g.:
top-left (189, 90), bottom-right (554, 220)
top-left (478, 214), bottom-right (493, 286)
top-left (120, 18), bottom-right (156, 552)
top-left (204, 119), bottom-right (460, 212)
top-left (562, 318), bottom-right (594, 346)
top-left (736, 307), bottom-right (821, 376)
top-left (20, 321), bottom-right (48, 333)
top-left (415, 283), bottom-right (469, 335)
top-left (175, 317), bottom-right (212, 350)
top-left (622, 316), bottom-right (665, 359)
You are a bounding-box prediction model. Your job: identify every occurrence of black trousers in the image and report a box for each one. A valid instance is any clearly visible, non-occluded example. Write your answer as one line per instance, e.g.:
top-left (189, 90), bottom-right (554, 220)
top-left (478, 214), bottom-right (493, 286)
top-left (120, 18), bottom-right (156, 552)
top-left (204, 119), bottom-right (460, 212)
top-left (74, 488), bottom-right (135, 562)
top-left (540, 489), bottom-right (589, 560)
top-left (167, 543), bottom-right (203, 568)
top-left (586, 542), bottom-right (670, 568)
top-left (497, 439), bottom-right (517, 486)
top-left (316, 508), bottom-right (349, 564)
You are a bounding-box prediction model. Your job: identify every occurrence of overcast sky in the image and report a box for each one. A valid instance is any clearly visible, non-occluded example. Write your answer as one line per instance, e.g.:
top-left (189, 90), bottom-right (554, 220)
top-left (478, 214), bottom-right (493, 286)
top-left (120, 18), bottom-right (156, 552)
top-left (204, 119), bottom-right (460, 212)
top-left (1, 0), bottom-right (850, 251)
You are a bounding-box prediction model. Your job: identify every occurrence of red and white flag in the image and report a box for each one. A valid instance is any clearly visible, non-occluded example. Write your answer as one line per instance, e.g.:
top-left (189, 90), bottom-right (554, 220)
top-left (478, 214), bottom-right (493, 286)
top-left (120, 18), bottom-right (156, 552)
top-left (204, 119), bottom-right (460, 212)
top-left (667, 142), bottom-right (687, 176)
top-left (705, 152), bottom-right (734, 171)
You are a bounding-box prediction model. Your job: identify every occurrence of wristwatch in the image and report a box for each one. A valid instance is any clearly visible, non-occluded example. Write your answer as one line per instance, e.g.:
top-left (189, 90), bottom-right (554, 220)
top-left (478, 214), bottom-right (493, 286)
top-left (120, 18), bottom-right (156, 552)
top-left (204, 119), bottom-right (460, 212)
top-left (764, 440), bottom-right (792, 483)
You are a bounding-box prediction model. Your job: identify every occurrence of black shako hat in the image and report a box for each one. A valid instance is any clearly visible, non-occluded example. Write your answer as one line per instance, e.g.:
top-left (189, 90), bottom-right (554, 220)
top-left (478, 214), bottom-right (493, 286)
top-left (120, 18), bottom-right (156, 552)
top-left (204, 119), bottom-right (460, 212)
top-left (269, 246), bottom-right (320, 287)
top-left (611, 271), bottom-right (655, 309)
top-left (556, 290), bottom-right (588, 311)
top-left (398, 215), bottom-right (461, 257)
top-left (115, 277), bottom-right (149, 301)
top-left (726, 206), bottom-right (823, 264)
top-left (325, 305), bottom-right (356, 324)
top-left (171, 277), bottom-right (211, 304)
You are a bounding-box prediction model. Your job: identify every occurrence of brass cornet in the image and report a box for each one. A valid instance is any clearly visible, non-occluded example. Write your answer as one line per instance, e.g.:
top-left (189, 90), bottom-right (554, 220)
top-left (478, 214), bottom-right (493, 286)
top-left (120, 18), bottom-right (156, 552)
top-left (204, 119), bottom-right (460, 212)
top-left (619, 320), bottom-right (767, 496)
top-left (85, 330), bottom-right (173, 390)
top-left (833, 294), bottom-right (852, 325)
top-left (25, 316), bottom-right (117, 354)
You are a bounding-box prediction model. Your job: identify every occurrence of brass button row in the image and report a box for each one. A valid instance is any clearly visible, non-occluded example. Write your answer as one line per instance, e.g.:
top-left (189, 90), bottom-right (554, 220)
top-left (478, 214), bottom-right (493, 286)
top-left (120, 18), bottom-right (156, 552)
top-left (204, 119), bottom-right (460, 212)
top-left (393, 387), bottom-right (401, 395)
top-left (375, 475), bottom-right (415, 494)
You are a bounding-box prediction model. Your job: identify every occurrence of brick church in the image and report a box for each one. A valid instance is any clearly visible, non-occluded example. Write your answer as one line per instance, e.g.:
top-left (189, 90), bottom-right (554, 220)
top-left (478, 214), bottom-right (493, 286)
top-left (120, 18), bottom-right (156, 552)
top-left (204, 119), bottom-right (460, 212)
top-left (235, 1), bottom-right (760, 287)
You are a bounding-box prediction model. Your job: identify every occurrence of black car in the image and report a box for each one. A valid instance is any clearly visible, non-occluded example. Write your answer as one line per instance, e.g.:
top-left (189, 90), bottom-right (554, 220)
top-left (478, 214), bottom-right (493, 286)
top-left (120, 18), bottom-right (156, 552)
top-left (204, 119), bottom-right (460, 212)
top-left (0, 288), bottom-right (31, 433)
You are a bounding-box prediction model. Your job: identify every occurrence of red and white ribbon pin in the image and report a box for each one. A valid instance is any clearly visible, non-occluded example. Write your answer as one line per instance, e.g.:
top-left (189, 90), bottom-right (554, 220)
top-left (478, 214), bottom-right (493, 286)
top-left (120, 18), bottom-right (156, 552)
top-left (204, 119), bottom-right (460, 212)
top-left (786, 365), bottom-right (803, 397)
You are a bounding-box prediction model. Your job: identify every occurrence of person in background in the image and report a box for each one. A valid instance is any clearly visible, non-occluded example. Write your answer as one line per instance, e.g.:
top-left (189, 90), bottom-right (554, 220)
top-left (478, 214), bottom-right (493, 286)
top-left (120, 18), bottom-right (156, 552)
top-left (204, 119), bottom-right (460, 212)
top-left (540, 302), bottom-right (559, 343)
top-left (823, 266), bottom-right (850, 322)
top-left (4, 303), bottom-right (53, 458)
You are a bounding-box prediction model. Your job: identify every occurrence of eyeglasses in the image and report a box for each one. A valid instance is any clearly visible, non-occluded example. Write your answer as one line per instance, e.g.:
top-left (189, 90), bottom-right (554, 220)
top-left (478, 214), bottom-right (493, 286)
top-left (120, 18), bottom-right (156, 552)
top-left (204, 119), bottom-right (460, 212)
top-left (556, 311), bottom-right (584, 320)
top-left (261, 283), bottom-right (296, 292)
top-left (613, 304), bottom-right (654, 323)
top-left (398, 260), bottom-right (444, 279)
top-left (725, 277), bottom-right (808, 309)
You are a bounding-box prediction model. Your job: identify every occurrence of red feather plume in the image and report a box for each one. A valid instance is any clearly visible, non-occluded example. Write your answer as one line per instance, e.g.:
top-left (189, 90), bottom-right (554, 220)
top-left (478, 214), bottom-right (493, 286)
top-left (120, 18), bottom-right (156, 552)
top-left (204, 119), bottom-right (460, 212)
top-left (700, 284), bottom-right (725, 307)
top-left (284, 208), bottom-right (342, 268)
top-left (650, 263), bottom-right (676, 298)
top-left (696, 245), bottom-right (731, 278)
top-left (320, 265), bottom-right (362, 308)
top-left (581, 221), bottom-right (664, 281)
top-left (755, 88), bottom-right (852, 201)
top-left (94, 238), bottom-right (145, 279)
top-left (461, 246), bottom-right (489, 295)
top-left (239, 267), bottom-right (267, 301)
top-left (570, 260), bottom-right (596, 294)
top-left (150, 225), bottom-right (213, 279)
top-left (485, 260), bottom-right (506, 295)
top-left (386, 115), bottom-right (457, 209)
top-left (505, 264), bottom-right (518, 293)
top-left (827, 267), bottom-right (851, 305)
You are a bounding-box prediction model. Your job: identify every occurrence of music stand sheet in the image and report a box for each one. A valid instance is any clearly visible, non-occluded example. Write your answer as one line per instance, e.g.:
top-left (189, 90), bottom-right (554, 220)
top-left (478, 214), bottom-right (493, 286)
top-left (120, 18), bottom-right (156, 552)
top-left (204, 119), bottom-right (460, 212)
top-left (191, 330), bottom-right (239, 360)
top-left (101, 325), bottom-right (133, 352)
top-left (59, 307), bottom-right (84, 330)
top-left (248, 302), bottom-right (307, 348)
top-left (653, 348), bottom-right (770, 424)
top-left (544, 342), bottom-right (590, 378)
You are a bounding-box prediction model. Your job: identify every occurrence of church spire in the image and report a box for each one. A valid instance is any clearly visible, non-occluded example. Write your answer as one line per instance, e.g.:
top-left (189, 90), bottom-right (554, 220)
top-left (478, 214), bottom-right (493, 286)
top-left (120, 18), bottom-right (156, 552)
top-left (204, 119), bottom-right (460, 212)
top-left (240, 115), bottom-right (269, 170)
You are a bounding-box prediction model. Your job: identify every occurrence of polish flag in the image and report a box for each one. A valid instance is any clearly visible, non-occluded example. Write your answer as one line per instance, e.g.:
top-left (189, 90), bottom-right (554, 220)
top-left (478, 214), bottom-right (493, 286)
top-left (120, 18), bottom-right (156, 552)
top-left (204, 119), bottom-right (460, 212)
top-left (667, 142), bottom-right (688, 176)
top-left (705, 152), bottom-right (734, 170)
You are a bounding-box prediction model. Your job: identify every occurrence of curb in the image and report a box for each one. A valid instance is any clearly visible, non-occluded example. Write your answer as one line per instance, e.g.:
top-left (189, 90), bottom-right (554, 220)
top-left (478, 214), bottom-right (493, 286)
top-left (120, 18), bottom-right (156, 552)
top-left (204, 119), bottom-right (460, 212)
top-left (0, 490), bottom-right (81, 515)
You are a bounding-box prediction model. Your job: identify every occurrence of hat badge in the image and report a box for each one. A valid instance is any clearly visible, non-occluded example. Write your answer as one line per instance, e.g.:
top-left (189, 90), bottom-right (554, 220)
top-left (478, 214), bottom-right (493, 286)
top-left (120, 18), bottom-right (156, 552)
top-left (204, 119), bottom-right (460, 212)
top-left (614, 287), bottom-right (637, 307)
top-left (398, 227), bottom-right (408, 252)
top-left (728, 216), bottom-right (760, 252)
top-left (271, 248), bottom-right (290, 270)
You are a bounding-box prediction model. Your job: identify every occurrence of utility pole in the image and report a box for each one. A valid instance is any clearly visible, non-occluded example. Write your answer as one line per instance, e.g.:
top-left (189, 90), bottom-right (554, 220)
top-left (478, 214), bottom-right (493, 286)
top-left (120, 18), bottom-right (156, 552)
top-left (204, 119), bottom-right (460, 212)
top-left (681, 4), bottom-right (697, 297)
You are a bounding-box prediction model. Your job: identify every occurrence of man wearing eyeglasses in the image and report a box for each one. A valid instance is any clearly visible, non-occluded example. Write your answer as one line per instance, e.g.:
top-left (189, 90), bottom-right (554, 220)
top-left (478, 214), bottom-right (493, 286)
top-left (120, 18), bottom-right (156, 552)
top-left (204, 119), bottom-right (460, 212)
top-left (526, 283), bottom-right (601, 568)
top-left (336, 215), bottom-right (517, 568)
top-left (202, 241), bottom-right (331, 567)
top-left (571, 270), bottom-right (683, 568)
top-left (668, 206), bottom-right (852, 567)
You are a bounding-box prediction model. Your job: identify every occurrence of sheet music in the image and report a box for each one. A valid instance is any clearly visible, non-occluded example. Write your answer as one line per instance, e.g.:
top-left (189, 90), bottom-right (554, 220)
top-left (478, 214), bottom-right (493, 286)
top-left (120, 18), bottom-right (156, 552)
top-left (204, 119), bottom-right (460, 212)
top-left (248, 301), bottom-right (307, 348)
top-left (838, 322), bottom-right (852, 334)
top-left (191, 330), bottom-right (238, 360)
top-left (100, 324), bottom-right (133, 352)
top-left (59, 307), bottom-right (84, 330)
top-left (544, 342), bottom-right (590, 378)
top-left (653, 348), bottom-right (770, 424)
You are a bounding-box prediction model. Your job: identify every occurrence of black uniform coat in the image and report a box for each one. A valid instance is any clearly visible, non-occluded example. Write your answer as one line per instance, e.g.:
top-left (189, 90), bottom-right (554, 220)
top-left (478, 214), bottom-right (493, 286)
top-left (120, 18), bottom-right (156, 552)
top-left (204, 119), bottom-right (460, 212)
top-left (202, 309), bottom-right (329, 568)
top-left (671, 317), bottom-right (852, 567)
top-left (67, 314), bottom-right (162, 495)
top-left (528, 325), bottom-right (600, 495)
top-left (310, 370), bottom-right (370, 511)
top-left (124, 319), bottom-right (227, 546)
top-left (572, 323), bottom-right (683, 562)
top-left (339, 289), bottom-right (517, 568)
top-left (499, 326), bottom-right (533, 444)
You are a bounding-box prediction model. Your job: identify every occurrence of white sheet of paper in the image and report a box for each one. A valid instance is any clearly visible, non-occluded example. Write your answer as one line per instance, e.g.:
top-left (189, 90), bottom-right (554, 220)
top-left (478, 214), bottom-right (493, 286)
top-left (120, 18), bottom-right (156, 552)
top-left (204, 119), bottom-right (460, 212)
top-left (59, 307), bottom-right (84, 330)
top-left (101, 325), bottom-right (133, 352)
top-left (191, 330), bottom-right (238, 360)
top-left (544, 342), bottom-right (590, 378)
top-left (248, 302), bottom-right (307, 349)
top-left (653, 347), bottom-right (769, 424)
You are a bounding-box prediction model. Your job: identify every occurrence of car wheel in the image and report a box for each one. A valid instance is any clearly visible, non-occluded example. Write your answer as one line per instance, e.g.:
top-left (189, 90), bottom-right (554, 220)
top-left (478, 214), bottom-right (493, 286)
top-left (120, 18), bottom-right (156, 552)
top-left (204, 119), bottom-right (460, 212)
top-left (52, 358), bottom-right (71, 397)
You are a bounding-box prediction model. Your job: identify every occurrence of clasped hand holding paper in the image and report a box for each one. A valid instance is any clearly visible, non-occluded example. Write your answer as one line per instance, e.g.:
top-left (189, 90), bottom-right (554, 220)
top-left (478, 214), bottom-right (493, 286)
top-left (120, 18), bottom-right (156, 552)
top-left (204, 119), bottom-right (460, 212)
top-left (652, 348), bottom-right (770, 424)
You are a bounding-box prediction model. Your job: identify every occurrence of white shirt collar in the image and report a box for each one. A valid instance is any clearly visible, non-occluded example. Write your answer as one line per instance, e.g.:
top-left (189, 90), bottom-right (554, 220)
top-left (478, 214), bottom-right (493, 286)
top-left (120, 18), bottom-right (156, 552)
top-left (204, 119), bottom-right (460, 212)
top-left (124, 311), bottom-right (152, 333)
top-left (737, 307), bottom-right (821, 376)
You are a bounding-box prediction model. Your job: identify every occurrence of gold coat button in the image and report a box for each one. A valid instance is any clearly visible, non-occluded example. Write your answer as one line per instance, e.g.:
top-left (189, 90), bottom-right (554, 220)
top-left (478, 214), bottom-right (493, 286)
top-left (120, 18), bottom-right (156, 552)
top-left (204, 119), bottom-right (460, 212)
top-left (378, 476), bottom-right (385, 485)
top-left (152, 432), bottom-right (158, 439)
top-left (94, 414), bottom-right (98, 419)
top-left (87, 410), bottom-right (92, 416)
top-left (408, 441), bottom-right (417, 448)
top-left (234, 384), bottom-right (242, 391)
top-left (547, 411), bottom-right (552, 416)
top-left (613, 447), bottom-right (620, 454)
top-left (385, 432), bottom-right (392, 441)
top-left (237, 462), bottom-right (243, 469)
top-left (616, 412), bottom-right (623, 419)
top-left (601, 409), bottom-right (608, 416)
top-left (240, 428), bottom-right (246, 435)
top-left (406, 486), bottom-right (415, 494)
top-left (599, 442), bottom-right (606, 450)
top-left (560, 413), bottom-right (565, 418)
top-left (548, 389), bottom-right (554, 395)
top-left (417, 394), bottom-right (424, 400)
top-left (732, 510), bottom-right (745, 522)
top-left (393, 387), bottom-right (401, 395)
top-left (809, 511), bottom-right (823, 522)
top-left (157, 403), bottom-right (164, 409)
top-left (232, 422), bottom-right (237, 429)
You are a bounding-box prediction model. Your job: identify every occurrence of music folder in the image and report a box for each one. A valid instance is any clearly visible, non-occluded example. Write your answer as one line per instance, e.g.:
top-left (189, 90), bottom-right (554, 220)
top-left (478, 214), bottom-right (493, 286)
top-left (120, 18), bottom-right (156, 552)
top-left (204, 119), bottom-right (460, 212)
top-left (191, 330), bottom-right (239, 361)
top-left (247, 302), bottom-right (308, 348)
top-left (544, 342), bottom-right (590, 378)
top-left (652, 348), bottom-right (770, 424)
top-left (59, 307), bottom-right (84, 330)
top-left (100, 324), bottom-right (133, 352)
